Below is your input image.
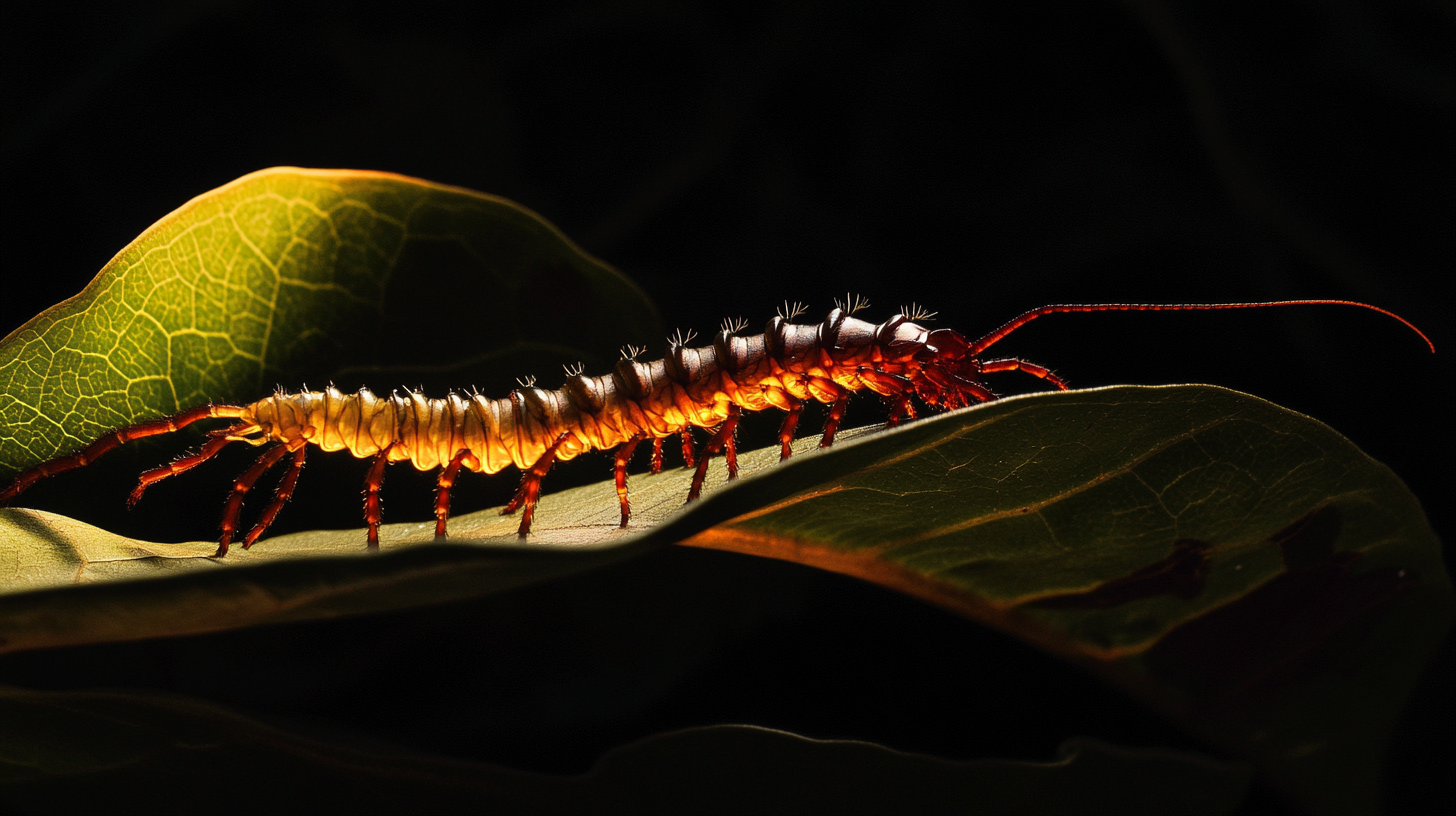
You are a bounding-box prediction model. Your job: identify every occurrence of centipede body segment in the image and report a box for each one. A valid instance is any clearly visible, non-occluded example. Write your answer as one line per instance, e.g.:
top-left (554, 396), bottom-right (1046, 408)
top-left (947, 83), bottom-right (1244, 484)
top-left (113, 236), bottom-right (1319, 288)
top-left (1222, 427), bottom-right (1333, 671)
top-left (0, 299), bottom-right (1432, 556)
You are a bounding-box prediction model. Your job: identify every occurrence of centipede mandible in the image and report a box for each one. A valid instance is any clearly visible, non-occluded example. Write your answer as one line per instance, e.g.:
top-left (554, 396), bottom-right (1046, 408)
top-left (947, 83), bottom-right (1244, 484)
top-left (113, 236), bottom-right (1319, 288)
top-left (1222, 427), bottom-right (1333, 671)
top-left (0, 297), bottom-right (1433, 556)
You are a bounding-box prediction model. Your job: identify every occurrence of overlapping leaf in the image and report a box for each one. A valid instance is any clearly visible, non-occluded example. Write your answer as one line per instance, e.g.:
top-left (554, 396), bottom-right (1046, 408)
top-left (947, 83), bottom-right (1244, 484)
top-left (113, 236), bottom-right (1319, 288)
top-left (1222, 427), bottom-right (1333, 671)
top-left (0, 167), bottom-right (659, 477)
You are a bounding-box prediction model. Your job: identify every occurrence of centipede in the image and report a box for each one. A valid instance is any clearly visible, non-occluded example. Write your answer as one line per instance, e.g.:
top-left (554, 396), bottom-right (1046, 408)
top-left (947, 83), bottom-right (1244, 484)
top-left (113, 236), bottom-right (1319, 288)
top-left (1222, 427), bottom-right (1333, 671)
top-left (0, 298), bottom-right (1434, 556)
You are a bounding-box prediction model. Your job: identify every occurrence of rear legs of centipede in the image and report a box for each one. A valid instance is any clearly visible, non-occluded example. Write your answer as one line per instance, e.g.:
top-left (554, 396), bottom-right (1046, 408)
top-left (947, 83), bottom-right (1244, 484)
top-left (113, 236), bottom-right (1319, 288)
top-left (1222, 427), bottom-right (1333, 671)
top-left (0, 404), bottom-right (251, 505)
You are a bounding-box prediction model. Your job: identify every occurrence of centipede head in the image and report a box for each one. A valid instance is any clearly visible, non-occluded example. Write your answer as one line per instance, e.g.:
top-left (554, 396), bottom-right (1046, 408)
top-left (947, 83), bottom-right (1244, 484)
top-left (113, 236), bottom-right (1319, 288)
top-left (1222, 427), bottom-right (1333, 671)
top-left (913, 327), bottom-right (992, 409)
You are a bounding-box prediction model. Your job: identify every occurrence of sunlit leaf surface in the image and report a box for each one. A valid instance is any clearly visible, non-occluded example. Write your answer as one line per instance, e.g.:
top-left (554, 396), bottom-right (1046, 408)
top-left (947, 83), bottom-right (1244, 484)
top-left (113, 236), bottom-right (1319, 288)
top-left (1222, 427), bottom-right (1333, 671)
top-left (0, 167), bottom-right (659, 478)
top-left (0, 685), bottom-right (1253, 815)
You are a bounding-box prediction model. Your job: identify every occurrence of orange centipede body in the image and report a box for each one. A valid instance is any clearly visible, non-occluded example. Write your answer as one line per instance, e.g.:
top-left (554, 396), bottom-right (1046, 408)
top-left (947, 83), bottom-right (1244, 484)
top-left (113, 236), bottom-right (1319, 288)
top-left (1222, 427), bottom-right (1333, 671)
top-left (0, 298), bottom-right (1433, 556)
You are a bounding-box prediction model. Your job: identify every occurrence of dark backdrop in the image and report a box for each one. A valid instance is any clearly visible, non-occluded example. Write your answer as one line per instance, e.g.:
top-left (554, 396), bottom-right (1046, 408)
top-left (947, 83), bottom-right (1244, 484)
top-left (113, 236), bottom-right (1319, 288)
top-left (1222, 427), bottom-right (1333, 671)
top-left (2, 2), bottom-right (1451, 813)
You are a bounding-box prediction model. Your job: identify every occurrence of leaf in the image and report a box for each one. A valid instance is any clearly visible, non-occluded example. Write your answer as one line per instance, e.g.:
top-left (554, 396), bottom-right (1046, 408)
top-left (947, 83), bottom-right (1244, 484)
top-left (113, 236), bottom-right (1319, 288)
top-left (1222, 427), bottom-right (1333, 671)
top-left (0, 684), bottom-right (1253, 815)
top-left (669, 384), bottom-right (1454, 816)
top-left (0, 427), bottom-right (880, 653)
top-left (0, 167), bottom-right (659, 478)
top-left (0, 178), bottom-right (1443, 812)
top-left (1, 386), bottom-right (1445, 812)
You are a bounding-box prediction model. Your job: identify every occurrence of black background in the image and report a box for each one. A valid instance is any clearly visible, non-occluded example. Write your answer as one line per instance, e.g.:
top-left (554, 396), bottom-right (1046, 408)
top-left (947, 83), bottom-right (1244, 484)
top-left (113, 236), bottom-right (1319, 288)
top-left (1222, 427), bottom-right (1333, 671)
top-left (1, 2), bottom-right (1451, 813)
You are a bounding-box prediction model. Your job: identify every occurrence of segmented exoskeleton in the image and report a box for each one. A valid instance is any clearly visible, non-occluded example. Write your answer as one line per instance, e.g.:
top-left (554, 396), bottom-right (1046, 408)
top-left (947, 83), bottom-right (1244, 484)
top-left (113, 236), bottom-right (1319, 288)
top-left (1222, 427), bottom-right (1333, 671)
top-left (0, 298), bottom-right (1432, 556)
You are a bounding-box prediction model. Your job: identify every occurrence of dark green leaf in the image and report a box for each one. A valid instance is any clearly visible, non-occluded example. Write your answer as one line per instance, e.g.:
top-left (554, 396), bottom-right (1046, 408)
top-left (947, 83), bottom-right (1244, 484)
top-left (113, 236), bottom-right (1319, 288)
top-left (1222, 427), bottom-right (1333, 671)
top-left (672, 384), bottom-right (1453, 815)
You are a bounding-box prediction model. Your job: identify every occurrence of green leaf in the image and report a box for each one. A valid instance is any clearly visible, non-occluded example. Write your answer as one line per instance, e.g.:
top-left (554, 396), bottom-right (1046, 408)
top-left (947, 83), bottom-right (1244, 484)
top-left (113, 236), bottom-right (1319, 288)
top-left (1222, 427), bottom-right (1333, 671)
top-left (0, 429), bottom-right (852, 653)
top-left (0, 167), bottom-right (659, 478)
top-left (670, 384), bottom-right (1454, 816)
top-left (1, 386), bottom-right (1446, 812)
top-left (0, 684), bottom-right (1253, 815)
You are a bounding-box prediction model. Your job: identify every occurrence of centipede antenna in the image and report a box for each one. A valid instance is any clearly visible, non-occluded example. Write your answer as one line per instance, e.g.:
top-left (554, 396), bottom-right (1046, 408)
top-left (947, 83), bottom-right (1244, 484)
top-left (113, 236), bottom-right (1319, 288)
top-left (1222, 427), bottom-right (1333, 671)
top-left (516, 375), bottom-right (538, 388)
top-left (902, 303), bottom-right (938, 322)
top-left (967, 300), bottom-right (1436, 355)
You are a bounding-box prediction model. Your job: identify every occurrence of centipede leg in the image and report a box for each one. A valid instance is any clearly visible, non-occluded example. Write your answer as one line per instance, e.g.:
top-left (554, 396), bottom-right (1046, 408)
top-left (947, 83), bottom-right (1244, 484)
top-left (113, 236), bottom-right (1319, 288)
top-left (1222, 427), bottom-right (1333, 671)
top-left (243, 438), bottom-right (309, 549)
top-left (778, 400), bottom-right (803, 461)
top-left (362, 446), bottom-right (393, 550)
top-left (0, 403), bottom-right (250, 505)
top-left (886, 396), bottom-right (917, 428)
top-left (434, 449), bottom-right (470, 539)
top-left (505, 433), bottom-right (573, 538)
top-left (953, 377), bottom-right (1000, 403)
top-left (820, 389), bottom-right (849, 448)
top-left (687, 405), bottom-right (741, 502)
top-left (680, 427), bottom-right (697, 468)
top-left (614, 432), bottom-right (647, 528)
top-left (724, 424), bottom-right (739, 480)
top-left (650, 437), bottom-right (665, 475)
top-left (129, 426), bottom-right (244, 506)
top-left (980, 358), bottom-right (1069, 390)
top-left (216, 443), bottom-right (294, 557)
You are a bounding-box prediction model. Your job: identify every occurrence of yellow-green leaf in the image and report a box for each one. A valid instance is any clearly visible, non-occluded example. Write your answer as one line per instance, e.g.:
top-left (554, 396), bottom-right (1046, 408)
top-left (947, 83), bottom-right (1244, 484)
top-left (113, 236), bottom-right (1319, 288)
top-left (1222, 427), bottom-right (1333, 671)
top-left (0, 167), bottom-right (659, 478)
